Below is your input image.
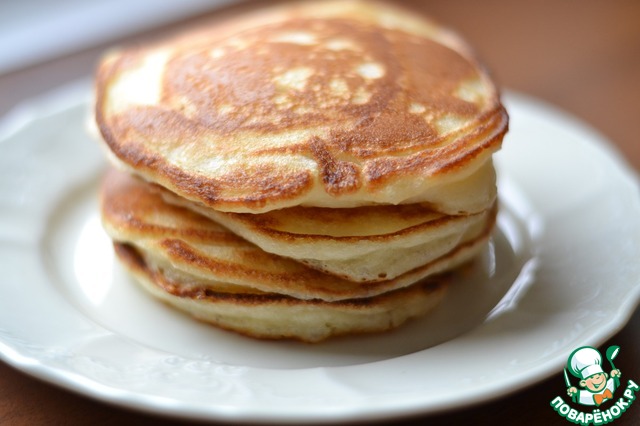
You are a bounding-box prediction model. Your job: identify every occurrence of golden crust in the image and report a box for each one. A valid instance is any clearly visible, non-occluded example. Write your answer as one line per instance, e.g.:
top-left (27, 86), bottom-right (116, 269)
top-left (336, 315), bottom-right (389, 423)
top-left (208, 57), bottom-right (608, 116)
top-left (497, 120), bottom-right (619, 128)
top-left (95, 0), bottom-right (507, 213)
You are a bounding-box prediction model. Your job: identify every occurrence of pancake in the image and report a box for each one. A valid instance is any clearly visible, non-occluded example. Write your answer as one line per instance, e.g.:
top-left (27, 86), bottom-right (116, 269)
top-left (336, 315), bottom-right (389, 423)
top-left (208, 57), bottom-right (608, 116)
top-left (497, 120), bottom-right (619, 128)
top-left (95, 0), bottom-right (507, 214)
top-left (101, 168), bottom-right (493, 301)
top-left (102, 169), bottom-right (452, 342)
top-left (94, 0), bottom-right (508, 342)
top-left (113, 243), bottom-right (447, 343)
top-left (157, 181), bottom-right (496, 282)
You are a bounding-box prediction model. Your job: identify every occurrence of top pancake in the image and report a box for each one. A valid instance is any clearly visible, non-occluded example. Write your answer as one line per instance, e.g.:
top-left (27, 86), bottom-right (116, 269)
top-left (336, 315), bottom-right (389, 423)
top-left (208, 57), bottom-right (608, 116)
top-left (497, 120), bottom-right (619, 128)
top-left (95, 0), bottom-right (508, 213)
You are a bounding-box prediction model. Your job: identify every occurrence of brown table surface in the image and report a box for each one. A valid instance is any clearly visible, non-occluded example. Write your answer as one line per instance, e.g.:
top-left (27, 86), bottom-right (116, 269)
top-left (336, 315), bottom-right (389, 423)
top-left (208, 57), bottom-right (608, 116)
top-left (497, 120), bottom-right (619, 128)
top-left (1, 1), bottom-right (639, 425)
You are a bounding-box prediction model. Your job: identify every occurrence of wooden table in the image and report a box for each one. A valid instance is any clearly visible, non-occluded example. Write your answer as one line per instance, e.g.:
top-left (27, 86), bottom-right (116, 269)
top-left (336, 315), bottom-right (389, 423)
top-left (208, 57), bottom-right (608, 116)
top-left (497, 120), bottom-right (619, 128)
top-left (1, 1), bottom-right (639, 424)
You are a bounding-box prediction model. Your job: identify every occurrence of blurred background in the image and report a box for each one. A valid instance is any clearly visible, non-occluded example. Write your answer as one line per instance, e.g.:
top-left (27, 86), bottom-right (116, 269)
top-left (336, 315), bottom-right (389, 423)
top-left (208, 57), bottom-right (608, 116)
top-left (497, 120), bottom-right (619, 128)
top-left (1, 1), bottom-right (639, 425)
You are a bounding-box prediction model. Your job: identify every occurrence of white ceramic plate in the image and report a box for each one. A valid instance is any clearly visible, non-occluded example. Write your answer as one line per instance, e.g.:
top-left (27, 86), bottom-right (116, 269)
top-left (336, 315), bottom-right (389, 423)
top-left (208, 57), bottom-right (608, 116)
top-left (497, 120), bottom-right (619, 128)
top-left (1, 81), bottom-right (639, 424)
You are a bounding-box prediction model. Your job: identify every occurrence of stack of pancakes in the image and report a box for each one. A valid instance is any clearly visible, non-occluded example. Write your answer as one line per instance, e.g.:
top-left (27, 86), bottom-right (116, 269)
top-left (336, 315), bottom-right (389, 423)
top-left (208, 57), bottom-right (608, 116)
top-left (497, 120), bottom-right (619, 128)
top-left (94, 1), bottom-right (508, 342)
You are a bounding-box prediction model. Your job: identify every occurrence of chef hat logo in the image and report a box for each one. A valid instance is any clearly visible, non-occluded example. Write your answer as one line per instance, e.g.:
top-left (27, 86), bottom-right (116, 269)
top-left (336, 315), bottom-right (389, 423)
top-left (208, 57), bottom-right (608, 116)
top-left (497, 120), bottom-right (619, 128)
top-left (568, 346), bottom-right (605, 380)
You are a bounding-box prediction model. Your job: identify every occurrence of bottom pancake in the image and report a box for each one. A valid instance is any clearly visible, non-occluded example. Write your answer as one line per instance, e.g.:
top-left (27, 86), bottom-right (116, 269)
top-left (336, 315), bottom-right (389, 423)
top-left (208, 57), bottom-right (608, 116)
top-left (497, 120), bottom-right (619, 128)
top-left (114, 243), bottom-right (448, 343)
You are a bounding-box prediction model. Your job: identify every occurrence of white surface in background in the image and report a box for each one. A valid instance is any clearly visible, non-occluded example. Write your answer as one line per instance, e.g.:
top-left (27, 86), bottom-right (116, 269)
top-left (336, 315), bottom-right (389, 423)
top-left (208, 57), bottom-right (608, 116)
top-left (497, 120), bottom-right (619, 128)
top-left (0, 0), bottom-right (236, 74)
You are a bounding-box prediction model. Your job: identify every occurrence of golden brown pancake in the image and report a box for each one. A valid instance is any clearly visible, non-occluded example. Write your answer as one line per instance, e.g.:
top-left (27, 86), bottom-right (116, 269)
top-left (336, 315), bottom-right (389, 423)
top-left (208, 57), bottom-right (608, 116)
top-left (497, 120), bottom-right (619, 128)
top-left (157, 183), bottom-right (495, 282)
top-left (94, 1), bottom-right (508, 341)
top-left (101, 168), bottom-right (493, 301)
top-left (113, 242), bottom-right (448, 343)
top-left (95, 0), bottom-right (507, 214)
top-left (102, 169), bottom-right (451, 342)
